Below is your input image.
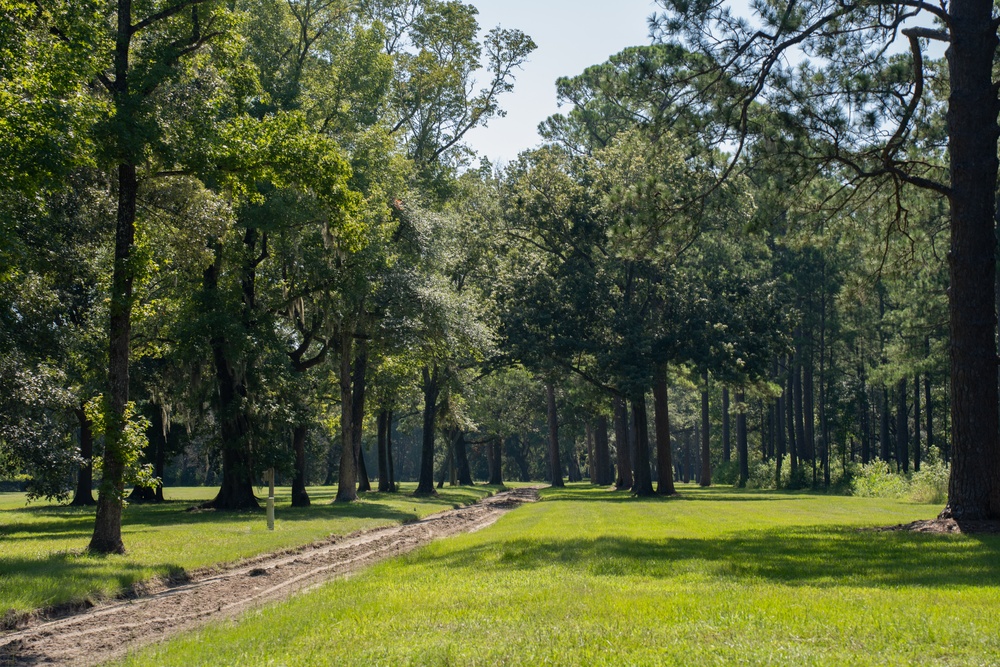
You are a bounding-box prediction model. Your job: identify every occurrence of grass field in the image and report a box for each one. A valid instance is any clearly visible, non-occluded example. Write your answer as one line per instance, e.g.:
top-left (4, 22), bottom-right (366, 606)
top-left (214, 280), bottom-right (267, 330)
top-left (115, 484), bottom-right (1000, 667)
top-left (0, 484), bottom-right (499, 617)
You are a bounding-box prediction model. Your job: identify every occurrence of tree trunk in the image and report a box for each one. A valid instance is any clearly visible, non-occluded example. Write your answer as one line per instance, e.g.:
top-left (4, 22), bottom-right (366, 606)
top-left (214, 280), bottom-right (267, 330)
top-left (377, 410), bottom-right (391, 492)
top-left (793, 344), bottom-right (806, 472)
top-left (880, 387), bottom-right (892, 462)
top-left (71, 406), bottom-right (97, 506)
top-left (897, 378), bottom-right (910, 473)
top-left (941, 0), bottom-right (1000, 519)
top-left (586, 422), bottom-right (596, 482)
top-left (925, 371), bottom-right (933, 456)
top-left (488, 437), bottom-right (504, 486)
top-left (803, 346), bottom-right (816, 478)
top-left (913, 374), bottom-right (922, 472)
top-left (289, 424), bottom-right (310, 507)
top-left (352, 340), bottom-right (371, 493)
top-left (653, 367), bottom-right (675, 495)
top-left (546, 382), bottom-right (564, 487)
top-left (454, 430), bottom-right (473, 485)
top-left (631, 394), bottom-right (654, 495)
top-left (787, 356), bottom-right (798, 477)
top-left (736, 389), bottom-right (749, 487)
top-left (335, 327), bottom-right (357, 502)
top-left (613, 396), bottom-right (633, 489)
top-left (722, 386), bottom-right (731, 463)
top-left (700, 372), bottom-right (711, 487)
top-left (594, 415), bottom-right (613, 486)
top-left (415, 366), bottom-right (439, 495)
top-left (387, 410), bottom-right (396, 492)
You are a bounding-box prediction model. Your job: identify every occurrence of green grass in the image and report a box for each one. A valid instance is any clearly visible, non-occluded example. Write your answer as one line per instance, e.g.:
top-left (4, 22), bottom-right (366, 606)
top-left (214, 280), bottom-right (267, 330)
top-left (0, 483), bottom-right (499, 617)
top-left (117, 484), bottom-right (1000, 667)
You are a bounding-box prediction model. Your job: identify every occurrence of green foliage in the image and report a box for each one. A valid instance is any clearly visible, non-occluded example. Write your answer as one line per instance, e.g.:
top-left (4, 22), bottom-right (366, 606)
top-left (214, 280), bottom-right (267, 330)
top-left (85, 397), bottom-right (158, 499)
top-left (850, 460), bottom-right (909, 499)
top-left (909, 460), bottom-right (950, 505)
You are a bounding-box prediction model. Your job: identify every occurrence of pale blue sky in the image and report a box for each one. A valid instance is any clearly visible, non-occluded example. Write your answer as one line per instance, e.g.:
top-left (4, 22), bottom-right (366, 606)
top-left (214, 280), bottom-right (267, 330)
top-left (463, 0), bottom-right (661, 165)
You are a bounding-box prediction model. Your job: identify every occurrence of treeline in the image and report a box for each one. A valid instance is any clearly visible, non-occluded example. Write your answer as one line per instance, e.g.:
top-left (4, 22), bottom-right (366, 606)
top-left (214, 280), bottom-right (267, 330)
top-left (3, 0), bottom-right (999, 556)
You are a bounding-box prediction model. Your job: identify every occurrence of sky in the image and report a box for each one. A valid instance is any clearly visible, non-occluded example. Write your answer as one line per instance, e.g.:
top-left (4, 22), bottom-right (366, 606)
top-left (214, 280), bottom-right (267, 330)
top-left (461, 0), bottom-right (661, 165)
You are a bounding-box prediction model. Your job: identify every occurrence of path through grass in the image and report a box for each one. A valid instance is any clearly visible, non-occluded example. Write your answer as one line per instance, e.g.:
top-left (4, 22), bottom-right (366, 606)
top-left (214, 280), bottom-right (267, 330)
top-left (118, 484), bottom-right (1000, 666)
top-left (0, 484), bottom-right (497, 617)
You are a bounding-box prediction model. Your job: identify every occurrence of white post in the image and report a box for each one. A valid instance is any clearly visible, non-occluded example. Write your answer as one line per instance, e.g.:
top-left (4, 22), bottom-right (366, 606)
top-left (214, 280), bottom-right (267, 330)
top-left (267, 467), bottom-right (275, 531)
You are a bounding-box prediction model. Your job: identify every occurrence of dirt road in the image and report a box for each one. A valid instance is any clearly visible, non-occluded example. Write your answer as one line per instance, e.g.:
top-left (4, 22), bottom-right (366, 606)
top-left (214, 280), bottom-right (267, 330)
top-left (0, 486), bottom-right (538, 667)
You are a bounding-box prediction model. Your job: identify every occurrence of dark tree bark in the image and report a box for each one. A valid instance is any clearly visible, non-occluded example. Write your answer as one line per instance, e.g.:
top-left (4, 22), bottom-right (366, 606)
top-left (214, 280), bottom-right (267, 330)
top-left (631, 394), bottom-right (654, 495)
top-left (377, 410), bottom-right (391, 492)
top-left (202, 246), bottom-right (259, 512)
top-left (897, 378), bottom-right (910, 473)
top-left (335, 327), bottom-right (358, 502)
top-left (594, 415), bottom-right (613, 486)
top-left (546, 382), bottom-right (564, 487)
top-left (787, 358), bottom-right (798, 476)
top-left (387, 410), bottom-right (396, 492)
top-left (925, 372), bottom-right (933, 456)
top-left (454, 430), bottom-right (473, 485)
top-left (71, 406), bottom-right (97, 506)
top-left (913, 374), bottom-right (922, 472)
top-left (288, 425), bottom-right (310, 507)
top-left (941, 0), bottom-right (1000, 519)
top-left (487, 437), bottom-right (504, 485)
top-left (415, 365), bottom-right (440, 495)
top-left (613, 396), bottom-right (633, 489)
top-left (736, 389), bottom-right (749, 487)
top-left (653, 367), bottom-right (675, 495)
top-left (700, 372), bottom-right (711, 487)
top-left (880, 387), bottom-right (892, 463)
top-left (352, 340), bottom-right (371, 493)
top-left (722, 387), bottom-right (731, 463)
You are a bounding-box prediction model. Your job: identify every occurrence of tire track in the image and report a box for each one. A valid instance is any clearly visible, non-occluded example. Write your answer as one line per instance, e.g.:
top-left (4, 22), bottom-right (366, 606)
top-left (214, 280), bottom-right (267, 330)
top-left (0, 487), bottom-right (538, 667)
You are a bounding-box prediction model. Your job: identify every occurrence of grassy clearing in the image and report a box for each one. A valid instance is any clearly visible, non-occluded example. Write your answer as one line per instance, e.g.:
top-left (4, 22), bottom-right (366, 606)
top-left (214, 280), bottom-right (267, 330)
top-left (0, 483), bottom-right (498, 616)
top-left (118, 484), bottom-right (1000, 667)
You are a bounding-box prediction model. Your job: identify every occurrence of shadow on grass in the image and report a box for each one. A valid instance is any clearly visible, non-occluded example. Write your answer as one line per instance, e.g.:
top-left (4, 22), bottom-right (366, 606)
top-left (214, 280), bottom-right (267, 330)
top-left (427, 527), bottom-right (1000, 589)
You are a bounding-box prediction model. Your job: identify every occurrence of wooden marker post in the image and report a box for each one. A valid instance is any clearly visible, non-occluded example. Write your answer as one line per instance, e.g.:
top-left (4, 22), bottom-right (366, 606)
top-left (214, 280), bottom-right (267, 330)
top-left (267, 468), bottom-right (275, 531)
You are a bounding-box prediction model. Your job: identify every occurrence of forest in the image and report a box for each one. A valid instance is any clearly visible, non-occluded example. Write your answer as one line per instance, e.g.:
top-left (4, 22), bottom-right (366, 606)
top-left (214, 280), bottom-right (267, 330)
top-left (1, 0), bottom-right (997, 535)
top-left (2, 0), bottom-right (1000, 664)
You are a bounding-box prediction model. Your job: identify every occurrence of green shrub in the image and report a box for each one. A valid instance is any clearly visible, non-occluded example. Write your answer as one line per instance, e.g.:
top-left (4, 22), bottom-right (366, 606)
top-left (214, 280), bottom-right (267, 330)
top-left (909, 460), bottom-right (949, 504)
top-left (746, 461), bottom-right (776, 490)
top-left (714, 460), bottom-right (739, 486)
top-left (851, 459), bottom-right (908, 498)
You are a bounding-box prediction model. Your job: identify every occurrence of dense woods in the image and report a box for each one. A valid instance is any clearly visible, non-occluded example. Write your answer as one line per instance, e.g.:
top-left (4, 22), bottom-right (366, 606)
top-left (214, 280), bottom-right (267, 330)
top-left (2, 0), bottom-right (1000, 555)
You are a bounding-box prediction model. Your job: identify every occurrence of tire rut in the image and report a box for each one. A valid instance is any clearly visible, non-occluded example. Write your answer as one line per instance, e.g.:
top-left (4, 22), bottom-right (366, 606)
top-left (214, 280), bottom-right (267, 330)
top-left (0, 487), bottom-right (538, 667)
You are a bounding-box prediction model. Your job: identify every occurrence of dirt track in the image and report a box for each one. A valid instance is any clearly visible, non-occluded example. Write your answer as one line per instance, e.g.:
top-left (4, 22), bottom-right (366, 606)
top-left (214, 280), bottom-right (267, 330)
top-left (0, 487), bottom-right (538, 667)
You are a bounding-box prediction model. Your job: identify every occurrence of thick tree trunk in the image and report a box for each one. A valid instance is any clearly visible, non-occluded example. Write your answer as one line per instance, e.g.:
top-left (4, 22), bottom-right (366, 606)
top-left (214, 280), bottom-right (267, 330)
top-left (736, 389), bottom-right (749, 487)
top-left (291, 425), bottom-right (310, 507)
top-left (352, 341), bottom-right (371, 493)
top-left (546, 382), bottom-right (564, 487)
top-left (594, 415), bottom-right (613, 486)
top-left (454, 431), bottom-right (473, 485)
top-left (941, 0), bottom-right (1000, 519)
top-left (631, 394), bottom-right (654, 495)
top-left (488, 437), bottom-right (504, 486)
top-left (653, 367), bottom-right (675, 495)
top-left (700, 372), bottom-right (711, 487)
top-left (335, 328), bottom-right (357, 502)
top-left (415, 366), bottom-right (439, 495)
top-left (71, 406), bottom-right (97, 506)
top-left (613, 396), bottom-right (633, 489)
top-left (722, 387), bottom-right (731, 463)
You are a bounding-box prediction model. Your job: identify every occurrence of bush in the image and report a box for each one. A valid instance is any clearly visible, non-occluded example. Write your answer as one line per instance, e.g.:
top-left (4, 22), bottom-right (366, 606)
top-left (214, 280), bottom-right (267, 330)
top-left (746, 461), bottom-right (777, 490)
top-left (850, 459), bottom-right (908, 498)
top-left (714, 460), bottom-right (739, 486)
top-left (909, 460), bottom-right (949, 504)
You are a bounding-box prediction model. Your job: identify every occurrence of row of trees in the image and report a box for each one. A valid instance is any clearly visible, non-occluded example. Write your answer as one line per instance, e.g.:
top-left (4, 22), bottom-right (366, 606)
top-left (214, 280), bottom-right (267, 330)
top-left (3, 0), bottom-right (999, 557)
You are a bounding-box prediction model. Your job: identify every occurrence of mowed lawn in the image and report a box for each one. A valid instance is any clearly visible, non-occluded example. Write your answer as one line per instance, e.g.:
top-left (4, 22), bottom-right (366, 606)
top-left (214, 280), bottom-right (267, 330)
top-left (117, 484), bottom-right (1000, 667)
top-left (0, 484), bottom-right (498, 617)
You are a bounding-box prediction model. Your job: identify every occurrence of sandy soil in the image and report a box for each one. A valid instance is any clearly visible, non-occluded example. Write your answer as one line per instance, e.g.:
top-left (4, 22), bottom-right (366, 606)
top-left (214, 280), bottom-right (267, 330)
top-left (0, 486), bottom-right (538, 667)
